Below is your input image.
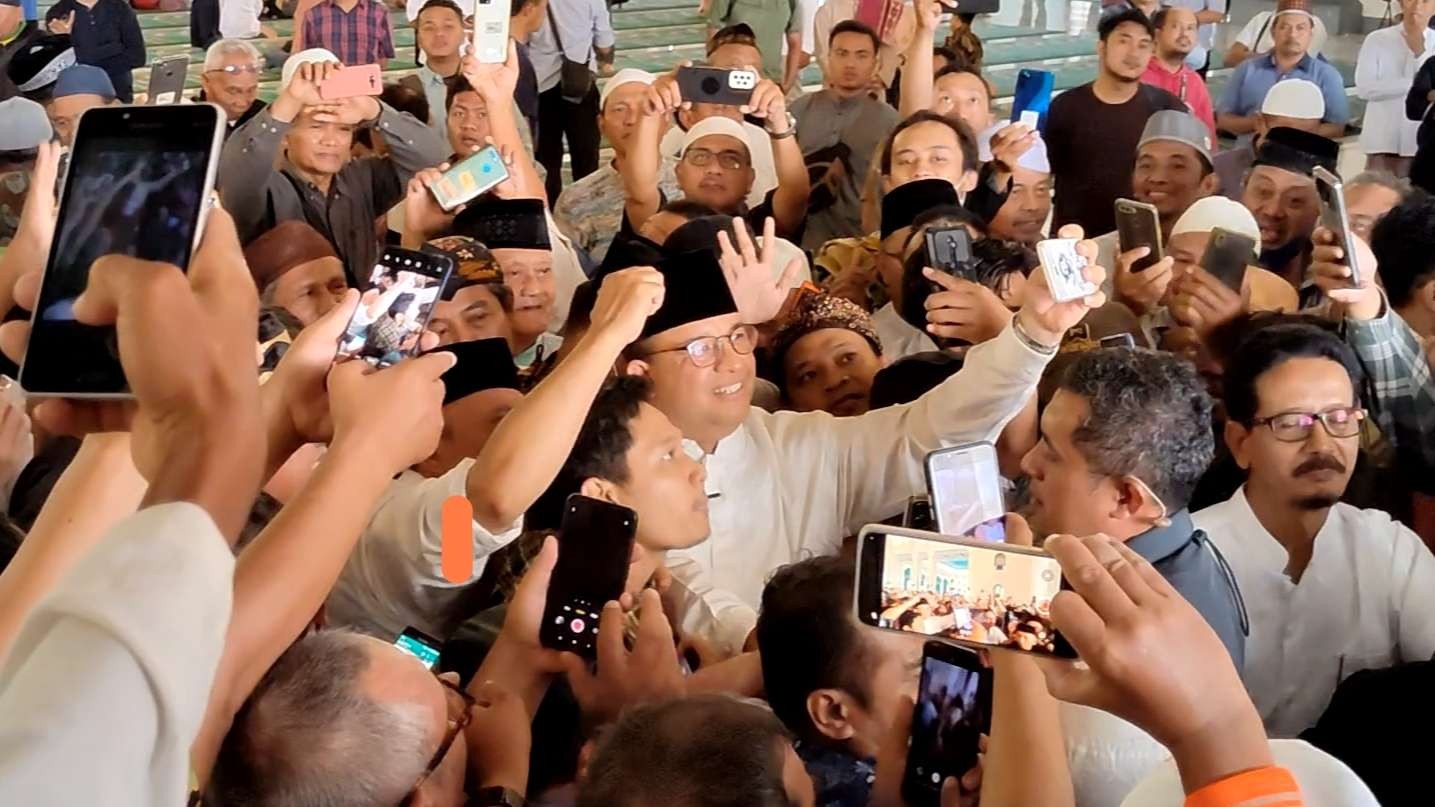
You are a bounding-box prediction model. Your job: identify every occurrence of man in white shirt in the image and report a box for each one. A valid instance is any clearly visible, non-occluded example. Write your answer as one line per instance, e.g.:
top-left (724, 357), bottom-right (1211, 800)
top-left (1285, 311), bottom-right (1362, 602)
top-left (1354, 0), bottom-right (1435, 177)
top-left (1193, 319), bottom-right (1435, 738)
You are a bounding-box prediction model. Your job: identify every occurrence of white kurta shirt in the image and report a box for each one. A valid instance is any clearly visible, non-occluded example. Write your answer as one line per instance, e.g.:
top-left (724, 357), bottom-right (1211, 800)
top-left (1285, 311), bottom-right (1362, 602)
top-left (872, 301), bottom-right (937, 361)
top-left (667, 323), bottom-right (1048, 651)
top-left (1194, 487), bottom-right (1435, 738)
top-left (1355, 25), bottom-right (1435, 157)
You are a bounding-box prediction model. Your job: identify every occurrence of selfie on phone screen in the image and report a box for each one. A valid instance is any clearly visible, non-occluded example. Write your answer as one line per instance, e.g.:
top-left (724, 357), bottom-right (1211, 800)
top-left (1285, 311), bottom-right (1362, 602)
top-left (336, 253), bottom-right (450, 367)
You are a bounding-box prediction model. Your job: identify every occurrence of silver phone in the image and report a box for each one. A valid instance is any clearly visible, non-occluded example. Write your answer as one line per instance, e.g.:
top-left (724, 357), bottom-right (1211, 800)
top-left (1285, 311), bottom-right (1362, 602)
top-left (1313, 166), bottom-right (1362, 288)
top-left (471, 0), bottom-right (512, 64)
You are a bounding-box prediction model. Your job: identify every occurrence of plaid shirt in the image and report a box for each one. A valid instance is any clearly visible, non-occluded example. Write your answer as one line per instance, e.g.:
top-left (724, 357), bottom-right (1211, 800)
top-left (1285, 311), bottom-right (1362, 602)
top-left (1346, 306), bottom-right (1435, 473)
top-left (301, 0), bottom-right (395, 66)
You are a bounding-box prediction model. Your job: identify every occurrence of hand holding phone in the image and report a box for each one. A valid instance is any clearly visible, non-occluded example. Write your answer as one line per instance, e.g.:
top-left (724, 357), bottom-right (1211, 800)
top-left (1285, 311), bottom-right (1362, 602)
top-left (1309, 227), bottom-right (1382, 320)
top-left (676, 66), bottom-right (758, 107)
top-left (924, 443), bottom-right (1006, 540)
top-left (471, 0), bottom-right (512, 63)
top-left (540, 495), bottom-right (639, 659)
top-left (319, 64), bottom-right (383, 100)
top-left (335, 248), bottom-right (453, 367)
top-left (1313, 166), bottom-right (1362, 289)
top-left (901, 642), bottom-right (992, 807)
top-left (1114, 199), bottom-right (1162, 272)
top-left (430, 146), bottom-right (510, 212)
top-left (1010, 69), bottom-right (1054, 132)
top-left (1036, 238), bottom-right (1097, 303)
top-left (1197, 227), bottom-right (1254, 292)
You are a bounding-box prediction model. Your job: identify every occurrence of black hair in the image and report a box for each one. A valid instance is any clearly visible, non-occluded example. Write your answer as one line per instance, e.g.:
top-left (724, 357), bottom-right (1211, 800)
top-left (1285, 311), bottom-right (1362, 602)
top-left (1099, 8), bottom-right (1156, 41)
top-left (880, 110), bottom-right (980, 177)
top-left (757, 556), bottom-right (871, 743)
top-left (709, 22), bottom-right (760, 56)
top-left (0, 148), bottom-right (39, 170)
top-left (524, 375), bottom-right (654, 532)
top-left (1150, 6), bottom-right (1186, 30)
top-left (1057, 348), bottom-right (1215, 511)
top-left (415, 0), bottom-right (464, 24)
top-left (1222, 316), bottom-right (1366, 426)
top-left (830, 19), bottom-right (881, 53)
top-left (1369, 195), bottom-right (1435, 309)
top-left (932, 45), bottom-right (961, 66)
top-left (511, 0), bottom-right (542, 16)
top-left (444, 74), bottom-right (480, 112)
top-left (355, 83), bottom-right (430, 148)
top-left (933, 63), bottom-right (994, 102)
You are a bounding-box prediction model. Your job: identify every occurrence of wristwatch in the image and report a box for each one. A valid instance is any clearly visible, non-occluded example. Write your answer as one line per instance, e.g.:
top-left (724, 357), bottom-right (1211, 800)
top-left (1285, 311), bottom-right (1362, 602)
top-left (767, 112), bottom-right (798, 140)
top-left (472, 786), bottom-right (526, 807)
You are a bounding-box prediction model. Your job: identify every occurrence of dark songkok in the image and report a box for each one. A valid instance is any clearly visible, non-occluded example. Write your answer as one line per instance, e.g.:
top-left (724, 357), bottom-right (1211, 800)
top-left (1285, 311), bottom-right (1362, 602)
top-left (1253, 127), bottom-right (1339, 177)
top-left (452, 198), bottom-right (550, 250)
top-left (242, 220), bottom-right (340, 290)
top-left (635, 248), bottom-right (738, 340)
top-left (662, 214), bottom-right (738, 257)
top-left (433, 337), bottom-right (520, 405)
top-left (771, 292), bottom-right (882, 364)
top-left (881, 178), bottom-right (960, 239)
top-left (595, 232), bottom-right (663, 280)
top-left (425, 235), bottom-right (502, 300)
top-left (7, 35), bottom-right (74, 99)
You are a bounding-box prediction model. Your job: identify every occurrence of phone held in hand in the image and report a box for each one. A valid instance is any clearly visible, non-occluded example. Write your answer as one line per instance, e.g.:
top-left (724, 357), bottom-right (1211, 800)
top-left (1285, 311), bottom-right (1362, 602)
top-left (540, 494), bottom-right (639, 659)
top-left (1313, 166), bottom-right (1362, 288)
top-left (471, 0), bottom-right (512, 64)
top-left (904, 496), bottom-right (935, 532)
top-left (394, 627), bottom-right (443, 670)
top-left (1114, 198), bottom-right (1163, 272)
top-left (319, 64), bottom-right (383, 100)
top-left (1009, 69), bottom-right (1054, 133)
top-left (676, 66), bottom-right (758, 107)
top-left (146, 55), bottom-right (189, 105)
top-left (923, 443), bottom-right (1006, 542)
top-left (334, 248), bottom-right (454, 368)
top-left (902, 642), bottom-right (993, 807)
top-left (924, 226), bottom-right (975, 281)
top-left (21, 104), bottom-right (225, 398)
top-left (1036, 238), bottom-right (1096, 303)
top-left (430, 146), bottom-right (510, 212)
top-left (855, 525), bottom-right (1076, 658)
top-left (1199, 227), bottom-right (1255, 293)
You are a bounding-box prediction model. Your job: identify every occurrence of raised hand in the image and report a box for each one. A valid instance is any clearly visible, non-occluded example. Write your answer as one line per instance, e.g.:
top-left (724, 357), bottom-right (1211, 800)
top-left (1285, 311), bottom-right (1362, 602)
top-left (263, 289), bottom-right (358, 447)
top-left (741, 73), bottom-right (789, 131)
top-left (923, 268), bottom-right (1015, 345)
top-left (1167, 266), bottom-right (1244, 339)
top-left (718, 217), bottom-right (805, 325)
top-left (1310, 226), bottom-right (1381, 321)
top-left (326, 349), bottom-right (453, 473)
top-left (1018, 224), bottom-right (1107, 347)
top-left (644, 64), bottom-right (689, 116)
top-left (587, 266), bottom-right (666, 348)
top-left (1111, 248), bottom-right (1174, 318)
top-left (559, 587), bottom-right (687, 728)
top-left (461, 40), bottom-right (520, 101)
top-left (0, 141), bottom-right (62, 317)
top-left (986, 123), bottom-right (1038, 174)
top-left (462, 679), bottom-right (534, 793)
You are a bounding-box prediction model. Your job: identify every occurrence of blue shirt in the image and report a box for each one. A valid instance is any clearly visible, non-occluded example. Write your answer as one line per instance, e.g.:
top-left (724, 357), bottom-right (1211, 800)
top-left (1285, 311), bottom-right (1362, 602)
top-left (1217, 52), bottom-right (1350, 125)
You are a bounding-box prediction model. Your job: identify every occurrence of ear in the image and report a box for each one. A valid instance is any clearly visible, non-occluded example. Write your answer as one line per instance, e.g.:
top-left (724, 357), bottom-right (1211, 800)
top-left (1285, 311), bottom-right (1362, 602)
top-left (881, 173), bottom-right (894, 193)
top-left (805, 689), bottom-right (859, 743)
top-left (957, 169), bottom-right (978, 195)
top-left (579, 476), bottom-right (621, 504)
top-left (625, 357), bottom-right (651, 378)
top-left (1198, 171), bottom-right (1220, 197)
top-left (1225, 418), bottom-right (1253, 470)
top-left (1417, 279), bottom-right (1435, 316)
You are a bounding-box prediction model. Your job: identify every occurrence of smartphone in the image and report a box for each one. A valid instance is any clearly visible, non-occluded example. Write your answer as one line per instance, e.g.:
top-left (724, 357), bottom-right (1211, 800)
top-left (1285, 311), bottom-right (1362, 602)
top-left (924, 227), bottom-right (974, 281)
top-left (1114, 198), bottom-right (1162, 272)
top-left (1313, 166), bottom-right (1362, 288)
top-left (1036, 238), bottom-right (1095, 303)
top-left (1099, 332), bottom-right (1136, 350)
top-left (1199, 227), bottom-right (1255, 293)
top-left (335, 247), bottom-right (454, 367)
top-left (677, 65), bottom-right (757, 107)
top-left (146, 55), bottom-right (189, 105)
top-left (471, 0), bottom-right (511, 64)
top-left (902, 642), bottom-right (993, 807)
top-left (394, 626), bottom-right (443, 669)
top-left (905, 496), bottom-right (935, 531)
top-left (319, 63), bottom-right (383, 100)
top-left (431, 145), bottom-right (510, 212)
top-left (258, 307), bottom-right (295, 382)
top-left (21, 104), bottom-right (223, 397)
top-left (855, 525), bottom-right (1075, 657)
top-left (540, 494), bottom-right (639, 659)
top-left (924, 443), bottom-right (1006, 541)
top-left (1009, 69), bottom-right (1054, 133)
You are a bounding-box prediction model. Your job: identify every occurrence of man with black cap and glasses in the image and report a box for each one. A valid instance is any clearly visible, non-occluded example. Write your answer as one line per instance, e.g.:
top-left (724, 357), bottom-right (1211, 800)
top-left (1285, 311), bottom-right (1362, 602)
top-left (1239, 126), bottom-right (1339, 296)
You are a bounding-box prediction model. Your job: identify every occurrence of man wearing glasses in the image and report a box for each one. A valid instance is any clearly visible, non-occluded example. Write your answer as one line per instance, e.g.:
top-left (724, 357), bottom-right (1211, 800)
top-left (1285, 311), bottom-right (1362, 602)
top-left (1196, 319), bottom-right (1435, 739)
top-left (199, 39), bottom-right (267, 138)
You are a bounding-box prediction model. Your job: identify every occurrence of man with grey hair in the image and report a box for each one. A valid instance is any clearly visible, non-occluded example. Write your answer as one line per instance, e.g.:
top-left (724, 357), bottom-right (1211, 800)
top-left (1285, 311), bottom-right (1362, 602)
top-left (199, 39), bottom-right (266, 138)
top-left (1020, 347), bottom-right (1247, 666)
top-left (1343, 170), bottom-right (1413, 242)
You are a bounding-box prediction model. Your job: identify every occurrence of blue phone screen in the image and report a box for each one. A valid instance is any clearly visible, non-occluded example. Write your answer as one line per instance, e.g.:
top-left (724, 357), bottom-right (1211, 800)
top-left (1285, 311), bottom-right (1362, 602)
top-left (1009, 69), bottom-right (1055, 132)
top-left (394, 632), bottom-right (441, 669)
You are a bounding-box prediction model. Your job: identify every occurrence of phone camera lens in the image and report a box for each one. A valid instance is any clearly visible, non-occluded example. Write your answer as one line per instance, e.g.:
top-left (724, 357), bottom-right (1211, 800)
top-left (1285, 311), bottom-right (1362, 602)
top-left (701, 76), bottom-right (720, 96)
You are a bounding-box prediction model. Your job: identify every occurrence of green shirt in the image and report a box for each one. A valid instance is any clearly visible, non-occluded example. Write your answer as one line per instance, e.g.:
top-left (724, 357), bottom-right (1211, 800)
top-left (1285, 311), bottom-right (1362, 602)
top-left (707, 0), bottom-right (799, 82)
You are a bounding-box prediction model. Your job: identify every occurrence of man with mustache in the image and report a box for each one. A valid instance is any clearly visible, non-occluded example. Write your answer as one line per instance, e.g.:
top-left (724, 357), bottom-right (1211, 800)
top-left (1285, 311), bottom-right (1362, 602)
top-left (1142, 7), bottom-right (1217, 141)
top-left (1194, 318), bottom-right (1435, 739)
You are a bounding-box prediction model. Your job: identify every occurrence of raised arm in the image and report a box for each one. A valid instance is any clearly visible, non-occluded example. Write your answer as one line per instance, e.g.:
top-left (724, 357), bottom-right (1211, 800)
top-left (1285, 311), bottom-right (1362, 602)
top-left (623, 72), bottom-right (680, 231)
top-left (900, 0), bottom-right (944, 117)
top-left (462, 43), bottom-right (548, 203)
top-left (744, 76), bottom-right (810, 237)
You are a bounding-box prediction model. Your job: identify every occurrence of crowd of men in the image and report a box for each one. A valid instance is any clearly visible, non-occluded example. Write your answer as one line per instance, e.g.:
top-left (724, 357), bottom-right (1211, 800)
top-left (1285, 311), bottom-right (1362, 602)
top-left (1, 0), bottom-right (1435, 804)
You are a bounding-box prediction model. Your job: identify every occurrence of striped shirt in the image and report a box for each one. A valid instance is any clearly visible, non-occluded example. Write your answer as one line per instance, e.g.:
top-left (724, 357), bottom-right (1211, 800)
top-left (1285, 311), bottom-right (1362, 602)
top-left (301, 0), bottom-right (396, 67)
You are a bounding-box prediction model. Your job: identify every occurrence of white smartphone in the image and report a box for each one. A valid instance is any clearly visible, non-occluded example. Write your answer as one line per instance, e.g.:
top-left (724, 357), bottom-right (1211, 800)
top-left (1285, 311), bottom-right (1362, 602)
top-left (1036, 237), bottom-right (1096, 303)
top-left (471, 0), bottom-right (511, 64)
top-left (924, 443), bottom-right (1006, 541)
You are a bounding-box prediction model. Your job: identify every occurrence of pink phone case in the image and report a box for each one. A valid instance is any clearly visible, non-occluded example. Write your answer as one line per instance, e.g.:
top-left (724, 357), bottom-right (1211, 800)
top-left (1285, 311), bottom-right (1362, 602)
top-left (319, 65), bottom-right (383, 100)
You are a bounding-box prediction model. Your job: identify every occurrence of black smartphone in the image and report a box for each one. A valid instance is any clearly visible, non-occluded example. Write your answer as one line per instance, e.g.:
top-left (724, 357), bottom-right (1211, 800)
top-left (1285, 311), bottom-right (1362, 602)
top-left (394, 626), bottom-right (443, 669)
top-left (905, 496), bottom-right (935, 531)
top-left (335, 247), bottom-right (454, 367)
top-left (146, 54), bottom-right (189, 105)
top-left (924, 226), bottom-right (975, 281)
top-left (1313, 166), bottom-right (1362, 288)
top-left (540, 494), bottom-right (639, 659)
top-left (1114, 198), bottom-right (1162, 272)
top-left (676, 65), bottom-right (757, 107)
top-left (924, 443), bottom-right (1006, 541)
top-left (21, 104), bottom-right (224, 397)
top-left (1199, 227), bottom-right (1255, 293)
top-left (902, 642), bottom-right (993, 806)
top-left (855, 525), bottom-right (1074, 657)
top-left (1099, 333), bottom-right (1136, 350)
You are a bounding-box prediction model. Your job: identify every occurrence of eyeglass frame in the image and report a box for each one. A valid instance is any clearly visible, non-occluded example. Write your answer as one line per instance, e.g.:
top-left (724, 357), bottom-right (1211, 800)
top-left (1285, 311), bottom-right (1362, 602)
top-left (639, 323), bottom-right (758, 368)
top-left (401, 675), bottom-right (476, 805)
top-left (203, 63), bottom-right (262, 76)
top-left (1249, 405), bottom-right (1366, 443)
top-left (682, 146), bottom-right (751, 171)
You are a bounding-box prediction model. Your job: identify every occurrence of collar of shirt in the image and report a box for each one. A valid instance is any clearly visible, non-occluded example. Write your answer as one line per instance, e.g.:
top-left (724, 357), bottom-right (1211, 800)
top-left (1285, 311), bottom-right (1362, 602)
top-left (418, 65), bottom-right (446, 87)
top-left (281, 157), bottom-right (344, 199)
top-left (1126, 508), bottom-right (1198, 564)
top-left (1261, 51), bottom-right (1315, 76)
top-left (1146, 55), bottom-right (1188, 77)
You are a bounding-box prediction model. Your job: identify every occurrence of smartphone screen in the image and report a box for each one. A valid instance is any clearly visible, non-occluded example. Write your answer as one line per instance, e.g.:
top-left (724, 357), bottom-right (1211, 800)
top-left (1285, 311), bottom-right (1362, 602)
top-left (925, 443), bottom-right (1006, 541)
top-left (335, 248), bottom-right (453, 367)
top-left (1313, 166), bottom-right (1362, 288)
top-left (1199, 227), bottom-right (1254, 293)
top-left (394, 627), bottom-right (442, 669)
top-left (540, 494), bottom-right (639, 658)
top-left (924, 227), bottom-right (974, 281)
top-left (431, 146), bottom-right (509, 212)
top-left (1009, 69), bottom-right (1054, 132)
top-left (902, 644), bottom-right (992, 806)
top-left (319, 64), bottom-right (382, 100)
top-left (1114, 198), bottom-right (1162, 272)
top-left (856, 527), bottom-right (1073, 657)
top-left (21, 104), bottom-right (222, 396)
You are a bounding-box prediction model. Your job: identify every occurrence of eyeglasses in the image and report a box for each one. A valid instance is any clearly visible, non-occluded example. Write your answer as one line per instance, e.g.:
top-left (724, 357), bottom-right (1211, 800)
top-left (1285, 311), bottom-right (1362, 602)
top-left (1251, 406), bottom-right (1365, 443)
top-left (204, 64), bottom-right (261, 76)
top-left (643, 324), bottom-right (757, 368)
top-left (683, 148), bottom-right (749, 170)
top-left (402, 675), bottom-right (475, 805)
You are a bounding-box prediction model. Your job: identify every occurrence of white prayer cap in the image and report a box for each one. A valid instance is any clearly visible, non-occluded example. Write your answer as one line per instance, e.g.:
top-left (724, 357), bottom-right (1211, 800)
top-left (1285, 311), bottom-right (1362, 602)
top-left (1121, 740), bottom-right (1379, 807)
top-left (977, 122), bottom-right (1050, 173)
top-left (1171, 196), bottom-right (1262, 244)
top-left (680, 116), bottom-right (752, 156)
top-left (1261, 79), bottom-right (1325, 120)
top-left (599, 68), bottom-right (656, 109)
top-left (281, 48), bottom-right (340, 89)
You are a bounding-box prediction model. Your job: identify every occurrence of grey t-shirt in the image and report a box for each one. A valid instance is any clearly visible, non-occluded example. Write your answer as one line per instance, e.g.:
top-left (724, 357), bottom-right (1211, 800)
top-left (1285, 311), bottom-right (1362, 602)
top-left (790, 90), bottom-right (900, 252)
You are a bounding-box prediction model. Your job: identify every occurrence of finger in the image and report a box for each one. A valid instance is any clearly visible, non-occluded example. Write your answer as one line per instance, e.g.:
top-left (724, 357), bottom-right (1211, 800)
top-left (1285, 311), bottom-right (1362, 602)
top-left (7, 268), bottom-right (34, 312)
top-left (557, 651), bottom-right (598, 699)
top-left (1107, 538), bottom-right (1179, 602)
top-left (1076, 533), bottom-right (1160, 609)
top-left (1003, 512), bottom-right (1034, 547)
top-left (777, 257), bottom-right (804, 293)
top-left (761, 217), bottom-right (777, 266)
top-left (734, 217), bottom-right (758, 266)
top-left (511, 534), bottom-right (559, 611)
top-left (942, 777), bottom-right (963, 803)
top-left (594, 600), bottom-right (628, 675)
top-left (0, 321), bottom-right (28, 367)
top-left (922, 265), bottom-right (966, 292)
top-left (1043, 533), bottom-right (1139, 622)
top-left (1029, 645), bottom-right (1095, 705)
top-left (1117, 246), bottom-right (1151, 269)
top-left (927, 324), bottom-right (977, 341)
top-left (189, 206), bottom-right (260, 361)
top-left (635, 587), bottom-right (677, 651)
top-left (31, 398), bottom-right (135, 437)
top-left (1055, 223), bottom-right (1086, 241)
